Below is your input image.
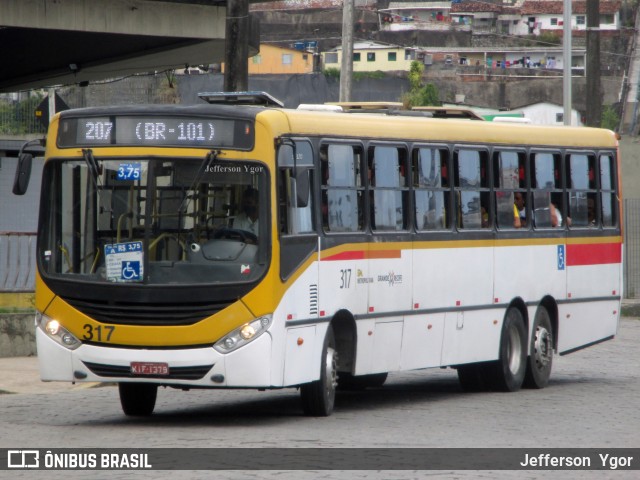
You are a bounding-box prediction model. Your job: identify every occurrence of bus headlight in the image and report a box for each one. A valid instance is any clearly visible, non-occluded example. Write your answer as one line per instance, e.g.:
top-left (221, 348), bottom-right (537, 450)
top-left (213, 315), bottom-right (272, 353)
top-left (36, 312), bottom-right (81, 350)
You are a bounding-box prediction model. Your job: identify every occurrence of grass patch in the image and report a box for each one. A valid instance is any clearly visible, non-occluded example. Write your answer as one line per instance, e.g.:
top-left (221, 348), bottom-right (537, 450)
top-left (621, 303), bottom-right (640, 318)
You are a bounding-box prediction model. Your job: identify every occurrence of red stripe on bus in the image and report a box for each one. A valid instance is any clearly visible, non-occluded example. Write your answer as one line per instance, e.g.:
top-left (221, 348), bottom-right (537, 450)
top-left (566, 243), bottom-right (621, 266)
top-left (323, 251), bottom-right (366, 261)
top-left (322, 250), bottom-right (401, 261)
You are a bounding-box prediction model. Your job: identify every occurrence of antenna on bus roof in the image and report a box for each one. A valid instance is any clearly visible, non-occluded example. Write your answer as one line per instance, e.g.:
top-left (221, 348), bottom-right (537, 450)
top-left (198, 91), bottom-right (284, 108)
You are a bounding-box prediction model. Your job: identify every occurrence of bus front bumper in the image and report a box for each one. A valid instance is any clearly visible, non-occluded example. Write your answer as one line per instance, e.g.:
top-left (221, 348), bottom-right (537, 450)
top-left (35, 328), bottom-right (274, 388)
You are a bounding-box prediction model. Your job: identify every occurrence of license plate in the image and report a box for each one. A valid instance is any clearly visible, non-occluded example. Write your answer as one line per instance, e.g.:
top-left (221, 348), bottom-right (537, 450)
top-left (130, 362), bottom-right (169, 376)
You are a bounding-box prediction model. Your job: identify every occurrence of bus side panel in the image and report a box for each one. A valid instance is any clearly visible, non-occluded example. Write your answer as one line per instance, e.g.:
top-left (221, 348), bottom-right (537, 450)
top-left (560, 245), bottom-right (621, 353)
top-left (557, 300), bottom-right (619, 354)
top-left (400, 313), bottom-right (445, 370)
top-left (494, 244), bottom-right (566, 306)
top-left (440, 309), bottom-right (503, 366)
top-left (277, 260), bottom-right (321, 386)
top-left (354, 318), bottom-right (403, 375)
top-left (283, 325), bottom-right (317, 385)
top-left (367, 247), bottom-right (412, 316)
top-left (318, 241), bottom-right (368, 321)
top-left (413, 245), bottom-right (494, 310)
top-left (566, 262), bottom-right (621, 299)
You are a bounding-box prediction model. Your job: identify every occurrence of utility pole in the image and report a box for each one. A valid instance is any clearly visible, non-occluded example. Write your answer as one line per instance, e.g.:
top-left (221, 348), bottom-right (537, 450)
top-left (339, 0), bottom-right (354, 102)
top-left (586, 0), bottom-right (602, 127)
top-left (224, 0), bottom-right (249, 92)
top-left (563, 0), bottom-right (572, 125)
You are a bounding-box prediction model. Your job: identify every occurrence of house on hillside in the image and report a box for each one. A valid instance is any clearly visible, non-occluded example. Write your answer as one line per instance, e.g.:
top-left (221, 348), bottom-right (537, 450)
top-left (514, 0), bottom-right (621, 36)
top-left (378, 2), bottom-right (453, 32)
top-left (322, 41), bottom-right (419, 72)
top-left (375, 0), bottom-right (622, 36)
top-left (414, 46), bottom-right (586, 70)
top-left (222, 44), bottom-right (317, 74)
top-left (450, 1), bottom-right (503, 33)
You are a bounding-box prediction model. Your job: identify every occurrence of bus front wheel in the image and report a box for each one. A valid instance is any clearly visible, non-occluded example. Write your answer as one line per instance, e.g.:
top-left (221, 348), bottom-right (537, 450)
top-left (524, 307), bottom-right (554, 388)
top-left (300, 327), bottom-right (338, 416)
top-left (489, 307), bottom-right (527, 392)
top-left (119, 383), bottom-right (158, 416)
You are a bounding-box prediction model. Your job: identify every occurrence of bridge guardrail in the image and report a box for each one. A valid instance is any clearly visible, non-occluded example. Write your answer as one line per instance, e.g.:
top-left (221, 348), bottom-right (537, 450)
top-left (0, 232), bottom-right (36, 292)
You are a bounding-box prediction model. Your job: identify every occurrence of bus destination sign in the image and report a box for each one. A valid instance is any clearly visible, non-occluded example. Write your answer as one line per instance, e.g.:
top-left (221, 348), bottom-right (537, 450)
top-left (57, 116), bottom-right (254, 150)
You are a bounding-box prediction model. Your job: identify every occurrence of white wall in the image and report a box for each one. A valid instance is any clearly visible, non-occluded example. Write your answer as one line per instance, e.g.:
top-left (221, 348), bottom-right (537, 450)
top-left (518, 102), bottom-right (583, 126)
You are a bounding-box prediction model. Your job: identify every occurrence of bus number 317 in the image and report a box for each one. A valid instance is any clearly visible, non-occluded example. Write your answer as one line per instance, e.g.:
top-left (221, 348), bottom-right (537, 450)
top-left (340, 269), bottom-right (352, 289)
top-left (83, 324), bottom-right (115, 342)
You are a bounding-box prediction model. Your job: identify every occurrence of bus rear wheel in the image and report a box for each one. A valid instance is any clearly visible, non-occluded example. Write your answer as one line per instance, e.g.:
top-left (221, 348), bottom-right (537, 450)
top-left (524, 307), bottom-right (554, 389)
top-left (300, 327), bottom-right (338, 416)
top-left (488, 307), bottom-right (527, 392)
top-left (119, 383), bottom-right (158, 416)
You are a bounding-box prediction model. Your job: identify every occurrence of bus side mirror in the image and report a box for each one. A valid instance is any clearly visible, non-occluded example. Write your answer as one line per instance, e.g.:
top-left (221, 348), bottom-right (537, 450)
top-left (13, 153), bottom-right (33, 195)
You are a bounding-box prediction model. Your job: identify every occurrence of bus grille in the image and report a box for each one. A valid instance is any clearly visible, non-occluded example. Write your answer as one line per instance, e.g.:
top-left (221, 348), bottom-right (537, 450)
top-left (61, 297), bottom-right (232, 326)
top-left (83, 362), bottom-right (213, 380)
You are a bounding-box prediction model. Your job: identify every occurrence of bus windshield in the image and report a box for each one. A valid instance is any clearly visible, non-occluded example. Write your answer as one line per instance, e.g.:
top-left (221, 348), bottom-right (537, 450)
top-left (38, 154), bottom-right (268, 285)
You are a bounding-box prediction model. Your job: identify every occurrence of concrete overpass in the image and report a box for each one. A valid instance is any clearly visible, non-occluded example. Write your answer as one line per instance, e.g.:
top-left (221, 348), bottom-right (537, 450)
top-left (0, 0), bottom-right (258, 93)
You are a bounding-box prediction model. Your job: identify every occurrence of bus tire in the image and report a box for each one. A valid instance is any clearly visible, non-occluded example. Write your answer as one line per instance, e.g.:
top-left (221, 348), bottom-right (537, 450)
top-left (300, 326), bottom-right (338, 416)
top-left (489, 307), bottom-right (527, 392)
top-left (338, 372), bottom-right (388, 390)
top-left (119, 383), bottom-right (157, 416)
top-left (523, 307), bottom-right (554, 389)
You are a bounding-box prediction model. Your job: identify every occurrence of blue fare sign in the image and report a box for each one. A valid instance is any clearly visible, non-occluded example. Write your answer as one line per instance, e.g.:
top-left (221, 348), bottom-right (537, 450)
top-left (116, 163), bottom-right (141, 181)
top-left (104, 241), bottom-right (144, 282)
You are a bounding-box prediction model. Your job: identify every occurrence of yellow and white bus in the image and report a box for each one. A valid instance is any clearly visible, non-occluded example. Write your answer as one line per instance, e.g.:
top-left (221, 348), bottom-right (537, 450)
top-left (19, 93), bottom-right (622, 416)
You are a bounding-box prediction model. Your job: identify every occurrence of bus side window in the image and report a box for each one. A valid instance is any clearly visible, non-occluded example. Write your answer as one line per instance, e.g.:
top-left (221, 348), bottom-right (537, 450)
top-left (600, 154), bottom-right (617, 228)
top-left (413, 146), bottom-right (449, 231)
top-left (368, 145), bottom-right (409, 231)
top-left (277, 139), bottom-right (315, 235)
top-left (454, 148), bottom-right (490, 229)
top-left (494, 150), bottom-right (526, 229)
top-left (321, 144), bottom-right (365, 232)
top-left (567, 153), bottom-right (596, 228)
top-left (531, 152), bottom-right (563, 228)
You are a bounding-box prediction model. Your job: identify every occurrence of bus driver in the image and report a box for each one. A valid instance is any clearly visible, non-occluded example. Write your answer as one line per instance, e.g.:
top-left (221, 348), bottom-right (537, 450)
top-left (233, 187), bottom-right (259, 236)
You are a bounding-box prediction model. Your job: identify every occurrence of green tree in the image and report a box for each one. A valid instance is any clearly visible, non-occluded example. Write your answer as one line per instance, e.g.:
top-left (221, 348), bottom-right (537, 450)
top-left (403, 60), bottom-right (440, 108)
top-left (0, 92), bottom-right (46, 135)
top-left (601, 105), bottom-right (619, 132)
top-left (408, 60), bottom-right (424, 91)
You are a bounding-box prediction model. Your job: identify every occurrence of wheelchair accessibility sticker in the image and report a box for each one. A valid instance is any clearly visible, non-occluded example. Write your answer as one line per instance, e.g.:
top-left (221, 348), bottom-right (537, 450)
top-left (104, 241), bottom-right (144, 282)
top-left (557, 244), bottom-right (565, 270)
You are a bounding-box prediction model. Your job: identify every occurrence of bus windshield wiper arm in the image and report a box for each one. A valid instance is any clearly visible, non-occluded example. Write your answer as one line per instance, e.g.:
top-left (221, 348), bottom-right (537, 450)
top-left (82, 149), bottom-right (101, 180)
top-left (178, 150), bottom-right (218, 215)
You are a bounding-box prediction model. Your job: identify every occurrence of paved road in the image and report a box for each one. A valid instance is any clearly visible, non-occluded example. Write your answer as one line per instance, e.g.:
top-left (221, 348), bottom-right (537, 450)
top-left (1, 319), bottom-right (639, 480)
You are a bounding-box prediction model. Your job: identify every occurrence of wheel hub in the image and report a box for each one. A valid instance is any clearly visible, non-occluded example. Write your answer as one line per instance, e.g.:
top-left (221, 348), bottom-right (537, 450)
top-left (533, 327), bottom-right (552, 367)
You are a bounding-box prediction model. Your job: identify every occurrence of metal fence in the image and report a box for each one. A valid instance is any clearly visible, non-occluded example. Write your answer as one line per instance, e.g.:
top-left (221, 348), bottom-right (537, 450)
top-left (0, 74), bottom-right (179, 136)
top-left (625, 199), bottom-right (640, 298)
top-left (0, 232), bottom-right (37, 292)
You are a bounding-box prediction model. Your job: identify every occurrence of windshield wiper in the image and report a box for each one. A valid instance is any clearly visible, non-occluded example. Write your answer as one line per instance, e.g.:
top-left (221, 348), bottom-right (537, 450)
top-left (178, 150), bottom-right (218, 215)
top-left (82, 149), bottom-right (101, 180)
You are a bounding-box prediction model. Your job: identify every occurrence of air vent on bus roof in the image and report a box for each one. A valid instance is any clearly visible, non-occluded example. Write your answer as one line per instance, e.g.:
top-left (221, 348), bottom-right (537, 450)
top-left (198, 91), bottom-right (284, 107)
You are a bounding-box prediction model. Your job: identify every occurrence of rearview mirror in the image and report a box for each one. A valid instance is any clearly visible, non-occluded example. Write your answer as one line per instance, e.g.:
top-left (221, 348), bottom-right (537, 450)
top-left (12, 153), bottom-right (33, 195)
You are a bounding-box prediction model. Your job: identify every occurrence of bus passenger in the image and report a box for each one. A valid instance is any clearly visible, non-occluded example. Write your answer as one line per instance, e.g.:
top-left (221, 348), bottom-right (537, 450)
top-left (550, 203), bottom-right (570, 227)
top-left (588, 197), bottom-right (596, 226)
top-left (234, 187), bottom-right (259, 236)
top-left (514, 192), bottom-right (526, 227)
